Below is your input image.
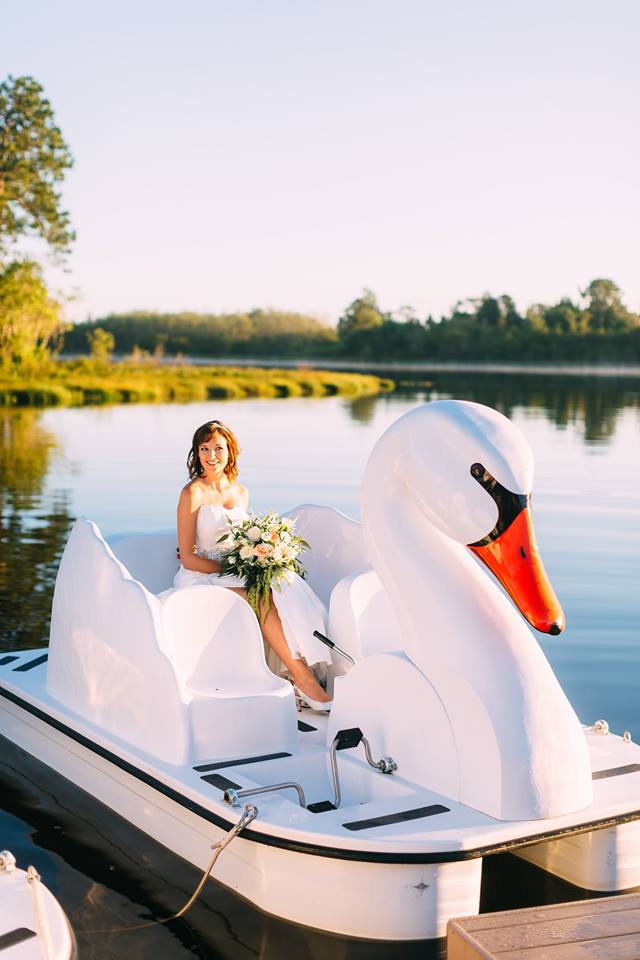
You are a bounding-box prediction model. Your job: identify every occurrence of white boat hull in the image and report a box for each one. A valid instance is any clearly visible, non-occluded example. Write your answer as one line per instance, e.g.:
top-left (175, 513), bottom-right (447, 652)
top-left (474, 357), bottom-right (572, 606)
top-left (4, 662), bottom-right (640, 941)
top-left (0, 685), bottom-right (483, 940)
top-left (515, 820), bottom-right (640, 892)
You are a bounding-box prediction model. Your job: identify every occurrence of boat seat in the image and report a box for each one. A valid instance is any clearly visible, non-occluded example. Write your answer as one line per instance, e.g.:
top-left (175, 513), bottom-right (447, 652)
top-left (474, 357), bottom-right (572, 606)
top-left (49, 519), bottom-right (297, 766)
top-left (108, 531), bottom-right (179, 594)
top-left (329, 568), bottom-right (402, 664)
top-left (108, 530), bottom-right (298, 757)
top-left (160, 585), bottom-right (297, 760)
top-left (284, 504), bottom-right (367, 606)
top-left (47, 519), bottom-right (189, 765)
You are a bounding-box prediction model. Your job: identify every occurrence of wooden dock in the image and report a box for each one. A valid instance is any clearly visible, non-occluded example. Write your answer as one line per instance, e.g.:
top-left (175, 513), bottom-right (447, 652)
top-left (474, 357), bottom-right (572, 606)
top-left (447, 892), bottom-right (640, 959)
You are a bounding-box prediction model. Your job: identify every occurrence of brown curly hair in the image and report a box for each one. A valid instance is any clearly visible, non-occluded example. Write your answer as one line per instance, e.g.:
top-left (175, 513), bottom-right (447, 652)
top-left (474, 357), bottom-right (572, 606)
top-left (187, 420), bottom-right (241, 483)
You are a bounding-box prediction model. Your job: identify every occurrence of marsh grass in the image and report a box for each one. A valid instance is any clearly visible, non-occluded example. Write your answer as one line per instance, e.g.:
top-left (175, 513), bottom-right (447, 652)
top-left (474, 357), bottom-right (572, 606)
top-left (0, 359), bottom-right (393, 407)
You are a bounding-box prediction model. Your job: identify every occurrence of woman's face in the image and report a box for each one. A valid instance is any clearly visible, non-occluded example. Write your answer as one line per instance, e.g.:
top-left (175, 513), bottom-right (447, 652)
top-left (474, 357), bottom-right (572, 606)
top-left (198, 431), bottom-right (229, 480)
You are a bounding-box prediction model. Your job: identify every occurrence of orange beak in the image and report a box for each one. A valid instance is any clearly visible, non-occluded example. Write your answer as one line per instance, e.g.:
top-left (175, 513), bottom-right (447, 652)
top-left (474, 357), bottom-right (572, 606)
top-left (468, 507), bottom-right (565, 635)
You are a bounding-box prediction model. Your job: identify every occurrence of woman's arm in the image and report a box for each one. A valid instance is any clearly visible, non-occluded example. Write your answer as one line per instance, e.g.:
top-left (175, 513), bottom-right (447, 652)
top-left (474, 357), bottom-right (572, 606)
top-left (176, 485), bottom-right (221, 574)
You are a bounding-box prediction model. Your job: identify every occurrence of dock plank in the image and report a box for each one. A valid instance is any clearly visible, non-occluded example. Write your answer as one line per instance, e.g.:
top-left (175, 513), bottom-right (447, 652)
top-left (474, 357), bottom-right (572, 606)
top-left (448, 893), bottom-right (640, 960)
top-left (457, 895), bottom-right (640, 932)
top-left (500, 932), bottom-right (640, 960)
top-left (481, 907), bottom-right (640, 951)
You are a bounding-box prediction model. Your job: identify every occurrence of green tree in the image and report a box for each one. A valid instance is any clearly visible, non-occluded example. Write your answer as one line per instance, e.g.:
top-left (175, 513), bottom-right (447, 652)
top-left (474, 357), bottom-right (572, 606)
top-left (338, 289), bottom-right (386, 337)
top-left (87, 326), bottom-right (115, 364)
top-left (582, 278), bottom-right (635, 332)
top-left (0, 75), bottom-right (74, 258)
top-left (0, 258), bottom-right (65, 367)
top-left (541, 298), bottom-right (582, 335)
top-left (472, 294), bottom-right (523, 329)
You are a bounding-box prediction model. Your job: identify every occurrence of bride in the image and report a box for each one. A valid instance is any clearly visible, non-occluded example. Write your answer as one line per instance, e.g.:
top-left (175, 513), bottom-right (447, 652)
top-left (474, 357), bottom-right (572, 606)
top-left (174, 419), bottom-right (332, 708)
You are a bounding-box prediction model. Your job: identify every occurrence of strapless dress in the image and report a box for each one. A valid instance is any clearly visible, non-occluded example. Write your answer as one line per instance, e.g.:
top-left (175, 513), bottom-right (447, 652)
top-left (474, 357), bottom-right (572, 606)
top-left (174, 504), bottom-right (330, 668)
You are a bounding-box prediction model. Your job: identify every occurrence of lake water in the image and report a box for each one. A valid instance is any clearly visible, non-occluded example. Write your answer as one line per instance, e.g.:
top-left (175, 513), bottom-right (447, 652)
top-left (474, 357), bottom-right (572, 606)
top-left (1, 372), bottom-right (639, 958)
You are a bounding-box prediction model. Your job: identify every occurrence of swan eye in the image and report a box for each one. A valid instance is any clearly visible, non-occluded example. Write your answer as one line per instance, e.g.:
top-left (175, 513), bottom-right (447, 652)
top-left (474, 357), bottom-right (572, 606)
top-left (468, 462), bottom-right (529, 546)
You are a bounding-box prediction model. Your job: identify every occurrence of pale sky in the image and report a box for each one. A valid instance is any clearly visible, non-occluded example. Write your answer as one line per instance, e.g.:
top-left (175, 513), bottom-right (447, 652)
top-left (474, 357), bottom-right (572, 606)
top-left (3, 0), bottom-right (639, 324)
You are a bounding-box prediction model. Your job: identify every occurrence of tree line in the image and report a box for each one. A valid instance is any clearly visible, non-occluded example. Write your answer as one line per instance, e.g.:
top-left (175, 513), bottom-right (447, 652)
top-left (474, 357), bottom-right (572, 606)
top-left (62, 308), bottom-right (337, 358)
top-left (63, 280), bottom-right (640, 363)
top-left (332, 283), bottom-right (640, 362)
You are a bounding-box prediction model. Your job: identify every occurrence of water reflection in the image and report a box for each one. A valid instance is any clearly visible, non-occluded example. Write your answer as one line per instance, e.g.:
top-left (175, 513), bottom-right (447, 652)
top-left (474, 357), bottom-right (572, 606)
top-left (432, 372), bottom-right (639, 444)
top-left (0, 409), bottom-right (73, 649)
top-left (343, 372), bottom-right (639, 444)
top-left (343, 393), bottom-right (379, 424)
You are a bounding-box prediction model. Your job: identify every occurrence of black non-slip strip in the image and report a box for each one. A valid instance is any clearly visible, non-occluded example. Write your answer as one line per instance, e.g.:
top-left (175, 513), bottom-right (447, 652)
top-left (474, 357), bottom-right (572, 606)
top-left (0, 656), bottom-right (19, 666)
top-left (13, 653), bottom-right (48, 672)
top-left (0, 928), bottom-right (37, 951)
top-left (343, 804), bottom-right (450, 832)
top-left (307, 800), bottom-right (337, 814)
top-left (201, 773), bottom-right (243, 791)
top-left (593, 763), bottom-right (640, 780)
top-left (194, 751), bottom-right (291, 773)
top-left (298, 720), bottom-right (317, 733)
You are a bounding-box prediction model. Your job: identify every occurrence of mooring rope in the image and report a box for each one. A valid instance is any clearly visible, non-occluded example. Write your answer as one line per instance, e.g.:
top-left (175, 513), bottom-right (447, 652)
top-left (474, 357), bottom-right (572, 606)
top-left (80, 803), bottom-right (258, 935)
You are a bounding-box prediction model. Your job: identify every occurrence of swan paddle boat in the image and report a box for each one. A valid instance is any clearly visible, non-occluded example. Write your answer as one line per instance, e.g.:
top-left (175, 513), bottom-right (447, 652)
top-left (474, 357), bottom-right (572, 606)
top-left (0, 399), bottom-right (639, 941)
top-left (0, 850), bottom-right (75, 959)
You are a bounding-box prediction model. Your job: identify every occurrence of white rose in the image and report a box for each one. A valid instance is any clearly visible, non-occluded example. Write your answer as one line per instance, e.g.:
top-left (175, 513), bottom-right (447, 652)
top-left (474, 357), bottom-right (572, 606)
top-left (272, 545), bottom-right (284, 563)
top-left (247, 526), bottom-right (262, 541)
top-left (239, 544), bottom-right (254, 560)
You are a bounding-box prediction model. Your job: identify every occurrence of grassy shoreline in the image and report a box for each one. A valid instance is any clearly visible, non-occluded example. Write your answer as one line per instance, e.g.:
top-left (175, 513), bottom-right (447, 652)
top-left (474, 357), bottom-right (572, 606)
top-left (0, 360), bottom-right (394, 407)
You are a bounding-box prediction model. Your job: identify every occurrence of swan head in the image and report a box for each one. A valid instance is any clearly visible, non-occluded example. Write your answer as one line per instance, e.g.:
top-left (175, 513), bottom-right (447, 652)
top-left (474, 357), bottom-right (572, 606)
top-left (391, 399), bottom-right (565, 635)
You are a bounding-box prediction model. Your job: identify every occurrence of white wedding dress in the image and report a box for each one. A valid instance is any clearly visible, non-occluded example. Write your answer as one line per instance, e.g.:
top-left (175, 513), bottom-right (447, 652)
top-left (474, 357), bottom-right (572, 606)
top-left (174, 504), bottom-right (331, 670)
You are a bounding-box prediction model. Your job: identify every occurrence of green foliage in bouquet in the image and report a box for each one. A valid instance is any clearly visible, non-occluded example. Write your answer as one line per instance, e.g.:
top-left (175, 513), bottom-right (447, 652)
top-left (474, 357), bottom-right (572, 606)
top-left (216, 511), bottom-right (309, 623)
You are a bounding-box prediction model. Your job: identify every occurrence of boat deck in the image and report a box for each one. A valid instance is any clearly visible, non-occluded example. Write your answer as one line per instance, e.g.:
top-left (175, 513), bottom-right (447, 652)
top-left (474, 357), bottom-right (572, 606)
top-left (2, 648), bottom-right (640, 863)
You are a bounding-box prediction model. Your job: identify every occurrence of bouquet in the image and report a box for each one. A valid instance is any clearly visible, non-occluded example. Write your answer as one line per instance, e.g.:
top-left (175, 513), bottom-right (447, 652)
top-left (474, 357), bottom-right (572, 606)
top-left (217, 511), bottom-right (309, 623)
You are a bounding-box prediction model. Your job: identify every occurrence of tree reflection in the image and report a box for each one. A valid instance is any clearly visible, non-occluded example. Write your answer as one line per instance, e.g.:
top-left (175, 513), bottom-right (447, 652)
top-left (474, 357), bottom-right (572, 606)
top-left (342, 393), bottom-right (380, 424)
top-left (431, 373), bottom-right (636, 444)
top-left (343, 371), bottom-right (638, 444)
top-left (0, 409), bottom-right (73, 650)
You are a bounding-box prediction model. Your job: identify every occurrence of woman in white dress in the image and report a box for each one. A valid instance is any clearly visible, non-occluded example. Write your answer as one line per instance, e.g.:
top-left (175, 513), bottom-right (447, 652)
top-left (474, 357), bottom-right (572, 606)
top-left (174, 419), bottom-right (332, 708)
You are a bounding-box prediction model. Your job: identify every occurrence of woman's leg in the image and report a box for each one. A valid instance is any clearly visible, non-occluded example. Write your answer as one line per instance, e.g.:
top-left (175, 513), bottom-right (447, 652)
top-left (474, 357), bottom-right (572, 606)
top-left (230, 587), bottom-right (330, 702)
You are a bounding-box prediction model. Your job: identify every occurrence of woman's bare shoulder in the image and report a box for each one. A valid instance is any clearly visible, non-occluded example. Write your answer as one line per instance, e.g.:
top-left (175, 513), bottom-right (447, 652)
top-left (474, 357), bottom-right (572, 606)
top-left (179, 479), bottom-right (205, 507)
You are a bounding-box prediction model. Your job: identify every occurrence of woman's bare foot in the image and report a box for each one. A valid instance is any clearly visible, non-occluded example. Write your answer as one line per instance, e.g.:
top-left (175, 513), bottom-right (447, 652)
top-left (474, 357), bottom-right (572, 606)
top-left (290, 660), bottom-right (331, 703)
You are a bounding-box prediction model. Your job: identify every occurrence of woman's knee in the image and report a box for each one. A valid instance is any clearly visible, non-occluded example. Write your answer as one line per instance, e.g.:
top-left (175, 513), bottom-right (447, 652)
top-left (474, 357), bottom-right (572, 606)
top-left (228, 586), bottom-right (248, 600)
